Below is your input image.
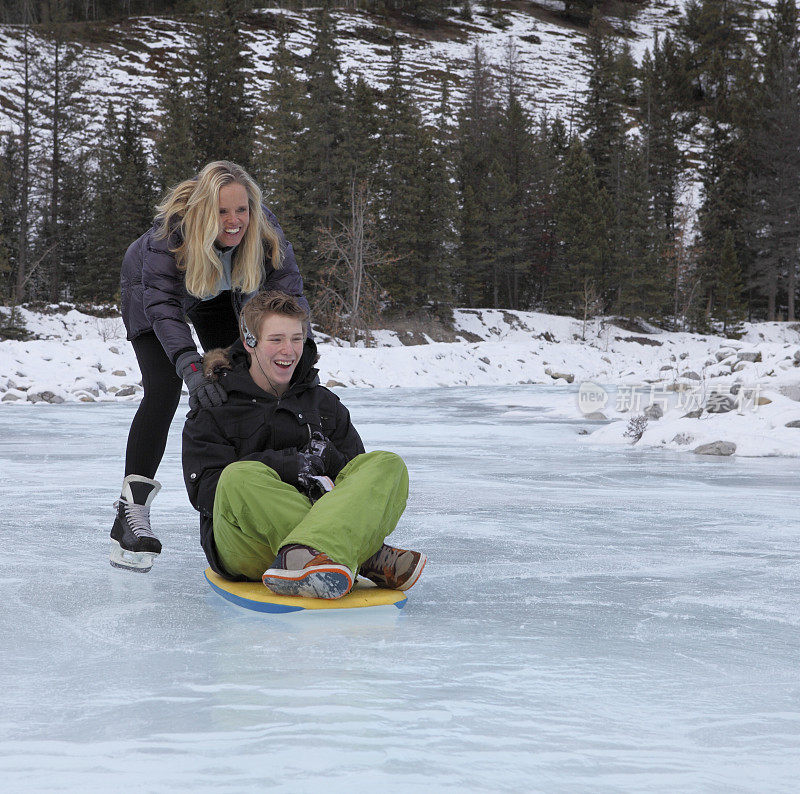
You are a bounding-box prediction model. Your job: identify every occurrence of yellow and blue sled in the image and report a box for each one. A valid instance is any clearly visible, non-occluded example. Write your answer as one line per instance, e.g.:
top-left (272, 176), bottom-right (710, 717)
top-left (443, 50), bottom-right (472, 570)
top-left (204, 568), bottom-right (408, 614)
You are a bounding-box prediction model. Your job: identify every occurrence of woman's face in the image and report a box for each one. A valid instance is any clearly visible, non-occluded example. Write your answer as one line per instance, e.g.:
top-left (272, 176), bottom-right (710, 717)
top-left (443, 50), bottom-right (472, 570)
top-left (215, 182), bottom-right (250, 247)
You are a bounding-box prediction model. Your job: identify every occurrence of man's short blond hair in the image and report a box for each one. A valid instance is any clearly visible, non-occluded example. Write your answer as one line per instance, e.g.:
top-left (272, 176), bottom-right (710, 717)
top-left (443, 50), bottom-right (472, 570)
top-left (241, 291), bottom-right (309, 343)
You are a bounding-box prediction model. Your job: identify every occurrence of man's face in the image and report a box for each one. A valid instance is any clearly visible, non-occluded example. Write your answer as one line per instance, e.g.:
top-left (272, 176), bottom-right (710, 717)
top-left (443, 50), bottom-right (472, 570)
top-left (249, 313), bottom-right (305, 393)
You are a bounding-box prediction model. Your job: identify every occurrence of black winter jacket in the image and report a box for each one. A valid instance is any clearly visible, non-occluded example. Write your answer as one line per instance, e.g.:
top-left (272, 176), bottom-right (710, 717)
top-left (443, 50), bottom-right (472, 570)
top-left (120, 205), bottom-right (308, 365)
top-left (182, 338), bottom-right (365, 578)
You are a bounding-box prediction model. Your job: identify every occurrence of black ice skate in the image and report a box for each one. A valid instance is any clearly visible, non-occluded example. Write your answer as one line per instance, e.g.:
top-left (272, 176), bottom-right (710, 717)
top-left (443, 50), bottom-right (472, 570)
top-left (110, 475), bottom-right (162, 572)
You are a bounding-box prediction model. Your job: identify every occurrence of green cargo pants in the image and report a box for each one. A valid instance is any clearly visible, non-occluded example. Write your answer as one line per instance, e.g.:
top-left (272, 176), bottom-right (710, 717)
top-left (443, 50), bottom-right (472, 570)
top-left (212, 450), bottom-right (409, 581)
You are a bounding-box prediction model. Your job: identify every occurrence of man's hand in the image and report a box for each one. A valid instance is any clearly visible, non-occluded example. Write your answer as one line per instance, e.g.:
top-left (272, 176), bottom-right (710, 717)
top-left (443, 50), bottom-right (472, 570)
top-left (295, 448), bottom-right (335, 504)
top-left (297, 450), bottom-right (325, 478)
top-left (302, 430), bottom-right (345, 476)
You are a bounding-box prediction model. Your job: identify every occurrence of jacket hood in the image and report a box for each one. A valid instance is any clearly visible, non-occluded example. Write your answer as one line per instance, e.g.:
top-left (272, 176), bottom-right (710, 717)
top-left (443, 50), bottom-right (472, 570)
top-left (203, 337), bottom-right (320, 399)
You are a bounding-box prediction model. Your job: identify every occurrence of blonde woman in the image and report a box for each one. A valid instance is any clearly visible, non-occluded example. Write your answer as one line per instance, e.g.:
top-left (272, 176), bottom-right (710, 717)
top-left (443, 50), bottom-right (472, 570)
top-left (113, 161), bottom-right (309, 573)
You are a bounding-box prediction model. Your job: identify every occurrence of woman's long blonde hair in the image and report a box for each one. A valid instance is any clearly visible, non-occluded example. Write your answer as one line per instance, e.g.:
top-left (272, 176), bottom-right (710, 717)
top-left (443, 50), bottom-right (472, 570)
top-left (153, 161), bottom-right (283, 298)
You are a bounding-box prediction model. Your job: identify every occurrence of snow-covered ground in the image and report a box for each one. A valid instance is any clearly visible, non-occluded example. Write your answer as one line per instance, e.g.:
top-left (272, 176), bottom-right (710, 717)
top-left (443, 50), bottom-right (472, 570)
top-left (1, 389), bottom-right (799, 791)
top-left (0, 1), bottom-right (688, 140)
top-left (2, 304), bottom-right (800, 457)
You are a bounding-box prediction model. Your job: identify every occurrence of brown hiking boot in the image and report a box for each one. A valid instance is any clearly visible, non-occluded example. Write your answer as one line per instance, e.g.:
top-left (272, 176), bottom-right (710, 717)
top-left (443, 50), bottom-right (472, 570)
top-left (359, 544), bottom-right (427, 591)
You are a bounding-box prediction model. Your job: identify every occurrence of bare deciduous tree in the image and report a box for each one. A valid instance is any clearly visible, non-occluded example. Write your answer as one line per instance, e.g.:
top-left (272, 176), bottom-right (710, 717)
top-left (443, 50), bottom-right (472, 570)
top-left (314, 180), bottom-right (392, 347)
top-left (581, 277), bottom-right (601, 340)
top-left (664, 196), bottom-right (700, 329)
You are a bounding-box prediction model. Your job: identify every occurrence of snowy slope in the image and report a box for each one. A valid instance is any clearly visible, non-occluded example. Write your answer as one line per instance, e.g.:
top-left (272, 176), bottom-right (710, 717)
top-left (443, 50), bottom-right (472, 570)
top-left (2, 303), bottom-right (799, 457)
top-left (0, 1), bottom-right (688, 141)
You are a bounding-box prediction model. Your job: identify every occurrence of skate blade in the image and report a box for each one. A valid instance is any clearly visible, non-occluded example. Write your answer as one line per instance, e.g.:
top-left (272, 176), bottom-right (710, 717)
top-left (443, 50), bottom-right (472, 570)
top-left (109, 540), bottom-right (158, 573)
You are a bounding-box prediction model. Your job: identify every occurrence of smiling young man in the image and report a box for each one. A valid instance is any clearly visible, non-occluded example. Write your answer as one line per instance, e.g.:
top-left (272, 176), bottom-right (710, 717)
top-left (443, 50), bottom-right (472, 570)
top-left (181, 291), bottom-right (426, 599)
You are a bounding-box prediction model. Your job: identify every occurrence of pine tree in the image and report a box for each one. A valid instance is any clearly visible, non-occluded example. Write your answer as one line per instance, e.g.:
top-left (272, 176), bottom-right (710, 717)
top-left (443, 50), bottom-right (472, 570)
top-left (549, 137), bottom-right (608, 314)
top-left (36, 0), bottom-right (89, 301)
top-left (639, 33), bottom-right (684, 238)
top-left (492, 45), bottom-right (535, 310)
top-left (254, 34), bottom-right (306, 253)
top-left (154, 73), bottom-right (197, 194)
top-left (0, 136), bottom-right (20, 300)
top-left (581, 12), bottom-right (625, 195)
top-left (524, 115), bottom-right (567, 308)
top-left (693, 123), bottom-right (752, 324)
top-left (746, 0), bottom-right (800, 320)
top-left (454, 46), bottom-right (498, 306)
top-left (375, 42), bottom-right (431, 309)
top-left (296, 4), bottom-right (347, 283)
top-left (187, 0), bottom-right (254, 169)
top-left (58, 156), bottom-right (91, 302)
top-left (116, 104), bottom-right (157, 248)
top-left (427, 70), bottom-right (458, 310)
top-left (580, 12), bottom-right (633, 308)
top-left (613, 142), bottom-right (667, 319)
top-left (81, 104), bottom-right (155, 301)
top-left (679, 0), bottom-right (754, 124)
top-left (416, 131), bottom-right (457, 308)
top-left (716, 228), bottom-right (745, 334)
top-left (563, 0), bottom-right (596, 24)
top-left (341, 74), bottom-right (381, 188)
top-left (678, 0), bottom-right (756, 325)
top-left (14, 0), bottom-right (34, 303)
top-left (81, 105), bottom-right (122, 301)
top-left (617, 42), bottom-right (638, 108)
top-left (387, 0), bottom-right (448, 24)
top-left (483, 151), bottom-right (515, 309)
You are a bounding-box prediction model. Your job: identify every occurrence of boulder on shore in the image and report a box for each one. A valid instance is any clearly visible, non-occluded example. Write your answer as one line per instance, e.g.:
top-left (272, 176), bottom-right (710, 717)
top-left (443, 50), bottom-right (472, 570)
top-left (705, 393), bottom-right (736, 414)
top-left (545, 367), bottom-right (574, 383)
top-left (26, 389), bottom-right (65, 404)
top-left (644, 403), bottom-right (663, 420)
top-left (694, 441), bottom-right (736, 456)
top-left (737, 350), bottom-right (762, 363)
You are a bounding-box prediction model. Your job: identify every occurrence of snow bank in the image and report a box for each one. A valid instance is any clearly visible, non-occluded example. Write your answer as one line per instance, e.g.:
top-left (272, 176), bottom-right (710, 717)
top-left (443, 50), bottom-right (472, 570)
top-left (2, 304), bottom-right (799, 457)
top-left (584, 388), bottom-right (800, 458)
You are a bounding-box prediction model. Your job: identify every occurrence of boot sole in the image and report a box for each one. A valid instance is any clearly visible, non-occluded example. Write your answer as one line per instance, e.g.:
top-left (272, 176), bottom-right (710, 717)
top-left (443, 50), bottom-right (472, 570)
top-left (398, 553), bottom-right (427, 591)
top-left (109, 540), bottom-right (159, 573)
top-left (262, 564), bottom-right (353, 599)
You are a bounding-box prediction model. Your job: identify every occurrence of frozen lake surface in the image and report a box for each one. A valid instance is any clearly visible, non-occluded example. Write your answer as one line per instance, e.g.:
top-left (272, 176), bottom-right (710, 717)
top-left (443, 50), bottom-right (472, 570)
top-left (1, 386), bottom-right (799, 792)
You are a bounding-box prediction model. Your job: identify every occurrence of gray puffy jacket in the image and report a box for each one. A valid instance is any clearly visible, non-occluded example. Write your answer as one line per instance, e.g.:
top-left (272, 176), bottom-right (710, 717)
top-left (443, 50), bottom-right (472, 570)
top-left (120, 205), bottom-right (307, 365)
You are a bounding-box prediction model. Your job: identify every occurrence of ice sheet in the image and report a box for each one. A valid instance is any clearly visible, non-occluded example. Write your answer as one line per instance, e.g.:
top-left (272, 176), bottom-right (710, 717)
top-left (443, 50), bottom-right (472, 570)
top-left (1, 387), bottom-right (799, 792)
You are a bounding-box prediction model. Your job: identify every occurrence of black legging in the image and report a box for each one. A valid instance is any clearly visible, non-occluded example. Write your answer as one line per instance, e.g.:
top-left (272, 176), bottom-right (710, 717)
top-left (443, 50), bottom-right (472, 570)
top-left (124, 292), bottom-right (240, 478)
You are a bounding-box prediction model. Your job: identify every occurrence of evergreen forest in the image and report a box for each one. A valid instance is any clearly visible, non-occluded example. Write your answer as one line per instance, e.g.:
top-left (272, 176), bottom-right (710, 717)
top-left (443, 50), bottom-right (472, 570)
top-left (1, 0), bottom-right (799, 340)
